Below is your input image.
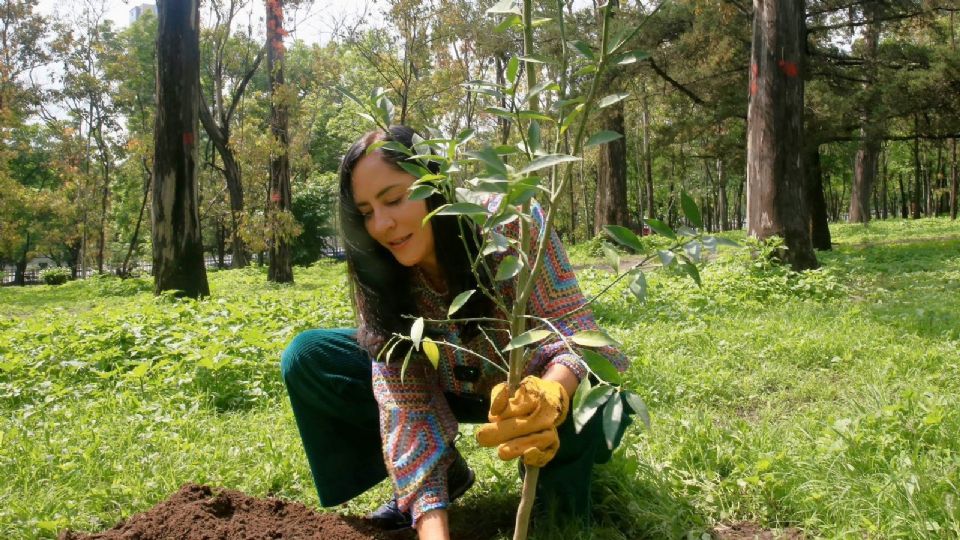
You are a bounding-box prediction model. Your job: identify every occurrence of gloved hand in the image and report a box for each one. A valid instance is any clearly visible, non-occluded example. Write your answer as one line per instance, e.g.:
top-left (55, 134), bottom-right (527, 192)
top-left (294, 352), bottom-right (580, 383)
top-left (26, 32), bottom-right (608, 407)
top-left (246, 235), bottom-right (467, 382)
top-left (475, 375), bottom-right (570, 467)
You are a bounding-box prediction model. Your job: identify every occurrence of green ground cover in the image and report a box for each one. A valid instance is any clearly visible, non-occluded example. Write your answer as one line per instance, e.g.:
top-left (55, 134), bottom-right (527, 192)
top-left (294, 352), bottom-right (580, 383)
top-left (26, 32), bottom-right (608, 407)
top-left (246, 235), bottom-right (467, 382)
top-left (2, 217), bottom-right (959, 539)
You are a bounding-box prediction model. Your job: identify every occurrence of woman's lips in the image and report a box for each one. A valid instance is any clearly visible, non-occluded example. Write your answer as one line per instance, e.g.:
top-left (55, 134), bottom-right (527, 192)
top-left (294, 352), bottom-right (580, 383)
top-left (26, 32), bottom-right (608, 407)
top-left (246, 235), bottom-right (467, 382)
top-left (388, 234), bottom-right (412, 249)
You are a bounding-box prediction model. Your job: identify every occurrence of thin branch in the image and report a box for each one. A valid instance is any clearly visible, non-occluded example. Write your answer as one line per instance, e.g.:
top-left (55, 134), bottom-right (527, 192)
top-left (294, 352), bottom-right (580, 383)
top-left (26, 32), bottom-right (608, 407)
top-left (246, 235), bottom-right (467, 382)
top-left (646, 57), bottom-right (707, 105)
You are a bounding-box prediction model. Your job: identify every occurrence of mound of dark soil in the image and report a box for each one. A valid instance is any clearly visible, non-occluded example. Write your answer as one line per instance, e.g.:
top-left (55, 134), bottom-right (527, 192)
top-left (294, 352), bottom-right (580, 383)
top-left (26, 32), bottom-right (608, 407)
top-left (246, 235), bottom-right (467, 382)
top-left (58, 484), bottom-right (412, 540)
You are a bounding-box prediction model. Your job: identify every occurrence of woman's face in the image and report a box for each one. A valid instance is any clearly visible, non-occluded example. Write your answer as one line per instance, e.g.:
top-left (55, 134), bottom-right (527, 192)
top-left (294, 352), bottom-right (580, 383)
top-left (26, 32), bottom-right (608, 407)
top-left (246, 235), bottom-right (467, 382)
top-left (351, 152), bottom-right (438, 274)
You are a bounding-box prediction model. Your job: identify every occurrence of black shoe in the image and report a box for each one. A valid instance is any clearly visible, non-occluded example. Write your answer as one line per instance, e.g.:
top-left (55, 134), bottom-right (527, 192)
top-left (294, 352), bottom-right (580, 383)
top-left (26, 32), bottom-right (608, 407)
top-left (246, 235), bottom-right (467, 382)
top-left (366, 448), bottom-right (476, 530)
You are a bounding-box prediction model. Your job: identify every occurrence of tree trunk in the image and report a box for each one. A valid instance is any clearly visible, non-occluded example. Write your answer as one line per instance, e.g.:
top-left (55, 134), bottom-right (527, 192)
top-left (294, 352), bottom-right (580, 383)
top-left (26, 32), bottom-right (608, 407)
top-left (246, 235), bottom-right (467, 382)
top-left (897, 172), bottom-right (907, 218)
top-left (266, 0), bottom-right (293, 284)
top-left (717, 158), bottom-right (729, 231)
top-left (642, 84), bottom-right (654, 220)
top-left (848, 2), bottom-right (881, 223)
top-left (199, 102), bottom-right (249, 268)
top-left (951, 138), bottom-right (958, 220)
top-left (594, 99), bottom-right (630, 235)
top-left (746, 0), bottom-right (818, 270)
top-left (152, 0), bottom-right (210, 298)
top-left (881, 148), bottom-right (888, 219)
top-left (120, 164), bottom-right (151, 277)
top-left (804, 142), bottom-right (831, 250)
top-left (97, 161), bottom-right (110, 273)
top-left (912, 118), bottom-right (922, 218)
top-left (14, 234), bottom-right (30, 286)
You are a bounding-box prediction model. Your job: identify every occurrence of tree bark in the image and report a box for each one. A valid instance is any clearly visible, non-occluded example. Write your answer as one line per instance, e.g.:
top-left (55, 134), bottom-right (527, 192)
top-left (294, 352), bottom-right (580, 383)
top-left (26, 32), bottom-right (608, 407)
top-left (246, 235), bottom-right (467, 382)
top-left (594, 99), bottom-right (630, 235)
top-left (951, 137), bottom-right (958, 220)
top-left (848, 2), bottom-right (881, 223)
top-left (805, 141), bottom-right (831, 250)
top-left (717, 158), bottom-right (729, 231)
top-left (266, 0), bottom-right (293, 284)
top-left (642, 84), bottom-right (654, 221)
top-left (746, 0), bottom-right (818, 270)
top-left (152, 0), bottom-right (210, 298)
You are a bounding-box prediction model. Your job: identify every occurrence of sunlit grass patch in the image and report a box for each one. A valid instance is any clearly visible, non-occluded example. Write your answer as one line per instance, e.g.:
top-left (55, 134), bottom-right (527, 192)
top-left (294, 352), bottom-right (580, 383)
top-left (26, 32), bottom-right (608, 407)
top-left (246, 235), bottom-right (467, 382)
top-left (2, 221), bottom-right (960, 538)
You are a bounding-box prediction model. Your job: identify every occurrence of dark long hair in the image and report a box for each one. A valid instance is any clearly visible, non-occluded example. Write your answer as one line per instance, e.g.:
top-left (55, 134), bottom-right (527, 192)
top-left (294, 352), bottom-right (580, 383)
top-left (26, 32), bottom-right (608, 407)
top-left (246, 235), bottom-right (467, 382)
top-left (339, 125), bottom-right (492, 356)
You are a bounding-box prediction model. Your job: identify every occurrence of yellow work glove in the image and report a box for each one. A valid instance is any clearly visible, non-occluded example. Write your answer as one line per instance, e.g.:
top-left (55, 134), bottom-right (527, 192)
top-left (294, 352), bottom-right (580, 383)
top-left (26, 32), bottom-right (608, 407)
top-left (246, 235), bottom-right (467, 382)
top-left (475, 375), bottom-right (570, 467)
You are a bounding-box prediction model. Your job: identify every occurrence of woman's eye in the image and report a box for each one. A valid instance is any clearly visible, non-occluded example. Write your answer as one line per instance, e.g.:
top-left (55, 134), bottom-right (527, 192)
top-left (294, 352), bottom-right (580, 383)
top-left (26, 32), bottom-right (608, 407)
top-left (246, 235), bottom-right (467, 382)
top-left (386, 197), bottom-right (403, 206)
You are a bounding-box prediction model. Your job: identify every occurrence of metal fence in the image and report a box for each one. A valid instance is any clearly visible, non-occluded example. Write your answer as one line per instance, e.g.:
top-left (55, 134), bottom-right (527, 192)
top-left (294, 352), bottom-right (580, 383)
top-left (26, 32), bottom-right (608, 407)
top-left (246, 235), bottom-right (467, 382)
top-left (1, 255), bottom-right (234, 286)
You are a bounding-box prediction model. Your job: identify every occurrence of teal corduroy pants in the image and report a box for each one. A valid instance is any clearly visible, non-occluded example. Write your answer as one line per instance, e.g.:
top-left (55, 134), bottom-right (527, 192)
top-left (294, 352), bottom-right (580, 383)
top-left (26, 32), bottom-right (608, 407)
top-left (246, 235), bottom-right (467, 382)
top-left (280, 328), bottom-right (630, 520)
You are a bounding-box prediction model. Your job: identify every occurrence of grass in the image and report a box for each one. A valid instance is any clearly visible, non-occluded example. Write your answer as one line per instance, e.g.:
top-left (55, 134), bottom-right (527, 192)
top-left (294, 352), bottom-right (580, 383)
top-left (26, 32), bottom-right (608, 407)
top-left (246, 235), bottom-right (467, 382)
top-left (2, 217), bottom-right (959, 539)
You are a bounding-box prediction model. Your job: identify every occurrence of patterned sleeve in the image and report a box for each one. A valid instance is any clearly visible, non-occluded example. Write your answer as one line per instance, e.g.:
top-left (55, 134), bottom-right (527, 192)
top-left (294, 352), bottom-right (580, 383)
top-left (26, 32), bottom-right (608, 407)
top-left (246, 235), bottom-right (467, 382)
top-left (371, 356), bottom-right (459, 527)
top-left (497, 200), bottom-right (629, 380)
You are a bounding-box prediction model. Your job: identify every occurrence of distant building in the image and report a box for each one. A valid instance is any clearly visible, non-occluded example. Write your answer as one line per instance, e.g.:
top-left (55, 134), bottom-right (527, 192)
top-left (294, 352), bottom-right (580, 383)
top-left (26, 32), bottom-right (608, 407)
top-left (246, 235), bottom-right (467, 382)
top-left (129, 3), bottom-right (157, 24)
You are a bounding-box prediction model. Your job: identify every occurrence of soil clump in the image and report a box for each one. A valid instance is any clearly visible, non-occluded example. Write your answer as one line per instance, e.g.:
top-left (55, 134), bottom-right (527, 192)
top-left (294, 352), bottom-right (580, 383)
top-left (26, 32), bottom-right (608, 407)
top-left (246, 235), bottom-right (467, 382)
top-left (58, 484), bottom-right (412, 540)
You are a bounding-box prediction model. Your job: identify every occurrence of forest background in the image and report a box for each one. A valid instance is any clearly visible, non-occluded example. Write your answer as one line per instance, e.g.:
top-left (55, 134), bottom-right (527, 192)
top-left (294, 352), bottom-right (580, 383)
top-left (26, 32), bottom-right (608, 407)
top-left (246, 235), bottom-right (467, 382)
top-left (1, 0), bottom-right (958, 284)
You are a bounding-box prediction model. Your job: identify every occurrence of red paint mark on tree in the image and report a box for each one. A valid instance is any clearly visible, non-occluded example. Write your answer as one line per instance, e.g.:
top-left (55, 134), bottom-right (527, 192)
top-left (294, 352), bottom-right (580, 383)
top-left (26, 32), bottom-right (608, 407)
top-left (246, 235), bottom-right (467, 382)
top-left (778, 60), bottom-right (799, 78)
top-left (751, 63), bottom-right (758, 77)
top-left (183, 132), bottom-right (194, 145)
top-left (271, 191), bottom-right (281, 203)
top-left (749, 63), bottom-right (758, 95)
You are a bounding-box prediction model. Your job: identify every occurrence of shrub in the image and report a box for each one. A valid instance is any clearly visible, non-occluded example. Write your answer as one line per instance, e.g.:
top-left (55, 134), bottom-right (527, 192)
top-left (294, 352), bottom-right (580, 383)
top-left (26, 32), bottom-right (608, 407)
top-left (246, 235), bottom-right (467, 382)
top-left (40, 267), bottom-right (70, 285)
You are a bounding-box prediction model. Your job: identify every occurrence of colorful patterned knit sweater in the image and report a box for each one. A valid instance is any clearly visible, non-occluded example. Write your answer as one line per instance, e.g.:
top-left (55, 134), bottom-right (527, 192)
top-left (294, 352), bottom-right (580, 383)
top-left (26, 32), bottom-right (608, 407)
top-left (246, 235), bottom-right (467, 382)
top-left (369, 196), bottom-right (629, 526)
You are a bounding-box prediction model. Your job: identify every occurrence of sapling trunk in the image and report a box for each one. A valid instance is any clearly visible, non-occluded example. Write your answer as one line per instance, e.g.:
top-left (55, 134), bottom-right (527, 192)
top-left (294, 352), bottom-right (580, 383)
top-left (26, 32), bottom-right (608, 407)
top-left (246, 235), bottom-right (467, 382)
top-left (507, 2), bottom-right (616, 539)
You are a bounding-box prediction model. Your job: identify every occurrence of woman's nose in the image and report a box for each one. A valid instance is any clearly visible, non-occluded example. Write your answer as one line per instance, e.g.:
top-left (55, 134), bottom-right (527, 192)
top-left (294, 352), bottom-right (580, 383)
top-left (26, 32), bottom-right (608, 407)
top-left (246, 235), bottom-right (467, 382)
top-left (371, 210), bottom-right (396, 234)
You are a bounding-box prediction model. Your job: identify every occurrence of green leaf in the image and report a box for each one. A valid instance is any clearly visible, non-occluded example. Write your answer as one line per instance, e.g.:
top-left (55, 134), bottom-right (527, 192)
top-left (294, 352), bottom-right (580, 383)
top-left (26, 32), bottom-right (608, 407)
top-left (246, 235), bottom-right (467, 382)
top-left (572, 375), bottom-right (593, 415)
top-left (506, 56), bottom-right (520, 86)
top-left (602, 392), bottom-right (624, 449)
top-left (684, 241), bottom-right (703, 263)
top-left (487, 0), bottom-right (520, 14)
top-left (380, 336), bottom-right (401, 363)
top-left (408, 185), bottom-right (437, 201)
top-left (410, 317), bottom-right (425, 350)
top-left (582, 349), bottom-right (622, 384)
top-left (527, 121), bottom-right (541, 155)
top-left (629, 270), bottom-right (647, 302)
top-left (597, 93), bottom-right (630, 109)
top-left (516, 111), bottom-right (555, 123)
top-left (467, 147), bottom-right (508, 176)
top-left (519, 154), bottom-right (580, 175)
top-left (657, 250), bottom-right (675, 267)
top-left (447, 289), bottom-right (475, 317)
top-left (127, 362), bottom-right (150, 379)
top-left (613, 49), bottom-right (650, 65)
top-left (400, 346), bottom-right (413, 383)
top-left (680, 190), bottom-right (703, 228)
top-left (519, 55), bottom-right (549, 64)
top-left (602, 243), bottom-right (620, 274)
top-left (571, 330), bottom-right (621, 348)
top-left (623, 391), bottom-right (651, 429)
top-left (482, 231), bottom-right (511, 255)
top-left (528, 80), bottom-right (560, 100)
top-left (569, 40), bottom-right (595, 60)
top-left (574, 386), bottom-right (613, 433)
top-left (604, 225), bottom-right (643, 252)
top-left (369, 140), bottom-right (413, 156)
top-left (495, 255), bottom-right (522, 281)
top-left (584, 130), bottom-right (624, 148)
top-left (644, 218), bottom-right (677, 239)
top-left (494, 13), bottom-right (522, 31)
top-left (682, 261), bottom-right (703, 287)
top-left (486, 209), bottom-right (520, 231)
top-left (504, 329), bottom-right (553, 351)
top-left (398, 161), bottom-right (431, 179)
top-left (422, 338), bottom-right (440, 368)
top-left (437, 202), bottom-right (489, 218)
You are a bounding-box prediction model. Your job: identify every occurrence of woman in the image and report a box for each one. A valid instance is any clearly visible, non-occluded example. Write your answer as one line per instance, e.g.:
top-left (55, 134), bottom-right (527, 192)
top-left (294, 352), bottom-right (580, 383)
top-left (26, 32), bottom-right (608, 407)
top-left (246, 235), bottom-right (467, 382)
top-left (281, 125), bottom-right (630, 540)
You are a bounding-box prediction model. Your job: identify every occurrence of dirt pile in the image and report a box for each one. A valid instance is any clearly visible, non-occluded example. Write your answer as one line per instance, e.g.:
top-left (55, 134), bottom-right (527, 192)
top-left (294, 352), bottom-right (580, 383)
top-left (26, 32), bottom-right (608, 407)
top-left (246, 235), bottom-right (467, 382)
top-left (58, 484), bottom-right (412, 540)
